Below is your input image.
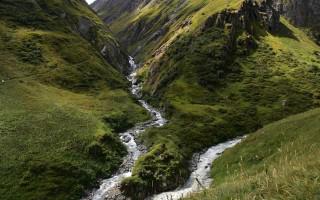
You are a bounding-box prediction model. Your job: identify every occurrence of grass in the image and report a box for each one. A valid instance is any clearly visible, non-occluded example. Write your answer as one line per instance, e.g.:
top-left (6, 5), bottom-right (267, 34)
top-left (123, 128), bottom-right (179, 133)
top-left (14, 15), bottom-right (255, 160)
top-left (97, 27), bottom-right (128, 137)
top-left (0, 1), bottom-right (149, 199)
top-left (185, 108), bottom-right (320, 200)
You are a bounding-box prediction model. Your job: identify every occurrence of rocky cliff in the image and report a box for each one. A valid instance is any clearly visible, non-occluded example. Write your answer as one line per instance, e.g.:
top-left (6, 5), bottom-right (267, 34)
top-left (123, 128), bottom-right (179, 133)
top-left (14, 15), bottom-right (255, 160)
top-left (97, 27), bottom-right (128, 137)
top-left (273, 0), bottom-right (320, 43)
top-left (203, 0), bottom-right (280, 48)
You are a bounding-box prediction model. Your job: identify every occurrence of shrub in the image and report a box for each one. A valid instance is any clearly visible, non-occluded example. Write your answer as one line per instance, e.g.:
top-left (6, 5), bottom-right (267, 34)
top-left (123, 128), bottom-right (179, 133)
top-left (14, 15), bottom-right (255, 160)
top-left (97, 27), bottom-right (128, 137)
top-left (17, 39), bottom-right (44, 65)
top-left (103, 113), bottom-right (134, 133)
top-left (86, 142), bottom-right (105, 159)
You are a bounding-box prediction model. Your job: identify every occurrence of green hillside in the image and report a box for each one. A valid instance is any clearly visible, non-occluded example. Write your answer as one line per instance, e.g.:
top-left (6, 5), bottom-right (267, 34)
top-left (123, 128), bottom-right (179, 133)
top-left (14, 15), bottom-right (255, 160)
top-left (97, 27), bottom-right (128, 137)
top-left (0, 0), bottom-right (149, 199)
top-left (186, 108), bottom-right (320, 200)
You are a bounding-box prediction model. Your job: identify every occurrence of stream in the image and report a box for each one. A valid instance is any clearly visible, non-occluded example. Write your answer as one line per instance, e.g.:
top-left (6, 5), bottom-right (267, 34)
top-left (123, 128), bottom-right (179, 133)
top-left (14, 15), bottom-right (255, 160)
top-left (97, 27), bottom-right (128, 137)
top-left (83, 57), bottom-right (167, 200)
top-left (83, 57), bottom-right (244, 200)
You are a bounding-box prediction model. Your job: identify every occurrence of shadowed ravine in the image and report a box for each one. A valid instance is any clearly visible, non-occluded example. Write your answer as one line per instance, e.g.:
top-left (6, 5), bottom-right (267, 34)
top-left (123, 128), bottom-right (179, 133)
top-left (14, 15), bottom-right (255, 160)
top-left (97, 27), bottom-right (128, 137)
top-left (83, 58), bottom-right (244, 200)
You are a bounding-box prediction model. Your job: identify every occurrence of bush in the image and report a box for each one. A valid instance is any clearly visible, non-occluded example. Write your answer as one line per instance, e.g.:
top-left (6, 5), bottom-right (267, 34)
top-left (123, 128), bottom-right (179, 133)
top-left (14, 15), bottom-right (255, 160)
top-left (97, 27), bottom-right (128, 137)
top-left (103, 113), bottom-right (134, 133)
top-left (17, 39), bottom-right (44, 65)
top-left (86, 142), bottom-right (105, 159)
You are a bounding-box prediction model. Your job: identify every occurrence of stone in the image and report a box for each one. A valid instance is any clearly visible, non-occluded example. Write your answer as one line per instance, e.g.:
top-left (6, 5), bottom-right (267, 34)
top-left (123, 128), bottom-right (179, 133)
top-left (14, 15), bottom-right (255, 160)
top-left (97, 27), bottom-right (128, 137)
top-left (122, 135), bottom-right (131, 143)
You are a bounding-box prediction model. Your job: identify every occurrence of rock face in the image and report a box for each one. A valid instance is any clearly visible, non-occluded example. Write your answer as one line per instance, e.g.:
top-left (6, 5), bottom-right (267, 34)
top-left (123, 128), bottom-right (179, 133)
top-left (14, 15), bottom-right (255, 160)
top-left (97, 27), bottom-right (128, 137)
top-left (273, 0), bottom-right (320, 27)
top-left (92, 0), bottom-right (150, 23)
top-left (204, 0), bottom-right (280, 32)
top-left (273, 0), bottom-right (320, 43)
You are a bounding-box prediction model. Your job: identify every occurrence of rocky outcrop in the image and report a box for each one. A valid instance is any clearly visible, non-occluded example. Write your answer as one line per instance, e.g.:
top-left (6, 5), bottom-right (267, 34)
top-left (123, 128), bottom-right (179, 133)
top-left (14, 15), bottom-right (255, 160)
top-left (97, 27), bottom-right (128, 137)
top-left (273, 0), bottom-right (320, 43)
top-left (202, 0), bottom-right (280, 50)
top-left (203, 0), bottom-right (280, 34)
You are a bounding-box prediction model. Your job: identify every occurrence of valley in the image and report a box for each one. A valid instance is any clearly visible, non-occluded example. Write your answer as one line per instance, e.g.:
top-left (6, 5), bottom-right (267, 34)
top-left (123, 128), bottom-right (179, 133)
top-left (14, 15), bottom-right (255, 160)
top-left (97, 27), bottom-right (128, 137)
top-left (0, 0), bottom-right (319, 200)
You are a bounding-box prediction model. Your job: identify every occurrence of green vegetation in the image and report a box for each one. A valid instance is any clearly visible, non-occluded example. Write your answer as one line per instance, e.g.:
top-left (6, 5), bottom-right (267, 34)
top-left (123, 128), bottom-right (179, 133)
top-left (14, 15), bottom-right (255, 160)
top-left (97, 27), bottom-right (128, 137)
top-left (0, 0), bottom-right (149, 200)
top-left (185, 108), bottom-right (320, 199)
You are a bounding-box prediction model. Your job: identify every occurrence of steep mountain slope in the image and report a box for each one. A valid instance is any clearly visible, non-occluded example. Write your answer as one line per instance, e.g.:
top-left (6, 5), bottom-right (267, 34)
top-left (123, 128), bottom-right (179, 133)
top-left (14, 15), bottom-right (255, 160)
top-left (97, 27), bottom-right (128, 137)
top-left (95, 0), bottom-right (320, 199)
top-left (92, 0), bottom-right (149, 24)
top-left (186, 108), bottom-right (320, 199)
top-left (93, 0), bottom-right (218, 61)
top-left (0, 0), bottom-right (149, 200)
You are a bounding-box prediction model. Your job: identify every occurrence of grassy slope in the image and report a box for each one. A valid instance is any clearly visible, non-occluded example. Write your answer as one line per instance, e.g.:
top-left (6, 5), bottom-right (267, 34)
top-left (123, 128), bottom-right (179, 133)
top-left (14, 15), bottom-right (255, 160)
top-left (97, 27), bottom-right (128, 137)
top-left (116, 2), bottom-right (320, 198)
top-left (186, 108), bottom-right (320, 200)
top-left (0, 1), bottom-right (149, 200)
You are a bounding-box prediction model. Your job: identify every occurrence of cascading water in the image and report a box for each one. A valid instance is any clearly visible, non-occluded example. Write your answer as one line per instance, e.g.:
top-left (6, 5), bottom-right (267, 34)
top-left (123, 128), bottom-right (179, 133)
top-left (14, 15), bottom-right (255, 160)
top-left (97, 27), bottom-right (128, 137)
top-left (83, 57), bottom-right (245, 200)
top-left (83, 57), bottom-right (167, 200)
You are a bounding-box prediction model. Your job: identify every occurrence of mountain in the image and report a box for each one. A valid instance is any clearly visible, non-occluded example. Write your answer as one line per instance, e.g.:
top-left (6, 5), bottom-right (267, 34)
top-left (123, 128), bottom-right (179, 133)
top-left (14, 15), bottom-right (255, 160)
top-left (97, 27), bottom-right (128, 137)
top-left (94, 0), bottom-right (320, 199)
top-left (0, 0), bottom-right (149, 199)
